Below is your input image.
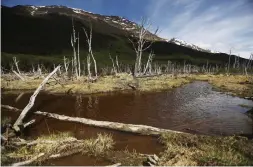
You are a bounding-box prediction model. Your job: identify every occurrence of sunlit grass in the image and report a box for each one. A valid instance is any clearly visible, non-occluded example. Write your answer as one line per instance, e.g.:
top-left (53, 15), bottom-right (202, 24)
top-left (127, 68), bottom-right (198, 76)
top-left (2, 73), bottom-right (191, 94)
top-left (6, 132), bottom-right (114, 165)
top-left (159, 132), bottom-right (253, 166)
top-left (191, 74), bottom-right (253, 97)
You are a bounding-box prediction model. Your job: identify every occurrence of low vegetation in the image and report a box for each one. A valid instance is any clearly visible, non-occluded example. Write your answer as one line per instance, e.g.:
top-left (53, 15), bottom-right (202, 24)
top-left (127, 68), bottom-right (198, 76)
top-left (191, 74), bottom-right (253, 97)
top-left (2, 132), bottom-right (114, 166)
top-left (158, 132), bottom-right (253, 166)
top-left (1, 73), bottom-right (190, 94)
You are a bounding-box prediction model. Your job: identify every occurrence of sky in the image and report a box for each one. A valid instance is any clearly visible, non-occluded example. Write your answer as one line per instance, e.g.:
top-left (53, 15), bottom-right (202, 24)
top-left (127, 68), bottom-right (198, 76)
top-left (2, 0), bottom-right (253, 58)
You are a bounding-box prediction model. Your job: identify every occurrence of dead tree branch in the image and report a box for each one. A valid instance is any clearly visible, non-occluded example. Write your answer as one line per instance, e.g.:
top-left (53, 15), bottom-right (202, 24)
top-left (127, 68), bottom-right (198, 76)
top-left (12, 65), bottom-right (61, 132)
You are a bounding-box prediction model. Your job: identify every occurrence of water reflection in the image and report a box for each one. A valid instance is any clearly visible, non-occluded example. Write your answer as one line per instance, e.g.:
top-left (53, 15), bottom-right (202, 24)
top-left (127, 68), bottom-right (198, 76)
top-left (86, 96), bottom-right (100, 117)
top-left (2, 81), bottom-right (253, 136)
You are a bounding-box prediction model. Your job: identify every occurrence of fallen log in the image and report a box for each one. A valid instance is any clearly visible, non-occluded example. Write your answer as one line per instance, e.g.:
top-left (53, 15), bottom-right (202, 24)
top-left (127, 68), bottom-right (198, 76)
top-left (12, 65), bottom-right (61, 132)
top-left (106, 163), bottom-right (121, 167)
top-left (12, 153), bottom-right (45, 166)
top-left (2, 104), bottom-right (183, 136)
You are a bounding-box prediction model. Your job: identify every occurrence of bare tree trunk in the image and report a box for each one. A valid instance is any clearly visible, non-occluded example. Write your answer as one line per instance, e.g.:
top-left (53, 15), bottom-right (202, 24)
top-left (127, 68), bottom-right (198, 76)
top-left (71, 18), bottom-right (79, 79)
top-left (87, 53), bottom-right (91, 80)
top-left (128, 17), bottom-right (159, 77)
top-left (32, 111), bottom-right (183, 136)
top-left (77, 32), bottom-right (81, 77)
top-left (109, 53), bottom-right (116, 74)
top-left (227, 49), bottom-right (232, 75)
top-left (63, 56), bottom-right (70, 74)
top-left (3, 105), bottom-right (184, 137)
top-left (12, 66), bottom-right (61, 132)
top-left (115, 55), bottom-right (120, 73)
top-left (83, 24), bottom-right (97, 79)
top-left (13, 57), bottom-right (21, 75)
top-left (143, 51), bottom-right (154, 75)
top-left (32, 64), bottom-right (35, 75)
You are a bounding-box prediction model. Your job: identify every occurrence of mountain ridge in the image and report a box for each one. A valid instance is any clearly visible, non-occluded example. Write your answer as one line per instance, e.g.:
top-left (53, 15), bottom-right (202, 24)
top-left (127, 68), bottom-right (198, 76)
top-left (1, 5), bottom-right (247, 69)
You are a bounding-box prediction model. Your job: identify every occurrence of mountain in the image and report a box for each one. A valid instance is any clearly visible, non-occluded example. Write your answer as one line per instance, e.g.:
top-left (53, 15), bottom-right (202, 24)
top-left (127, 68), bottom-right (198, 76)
top-left (1, 5), bottom-right (246, 70)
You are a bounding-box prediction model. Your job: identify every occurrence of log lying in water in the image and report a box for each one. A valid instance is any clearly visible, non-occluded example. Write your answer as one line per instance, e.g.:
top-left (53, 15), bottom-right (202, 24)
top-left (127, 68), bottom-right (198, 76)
top-left (2, 105), bottom-right (183, 136)
top-left (36, 111), bottom-right (183, 136)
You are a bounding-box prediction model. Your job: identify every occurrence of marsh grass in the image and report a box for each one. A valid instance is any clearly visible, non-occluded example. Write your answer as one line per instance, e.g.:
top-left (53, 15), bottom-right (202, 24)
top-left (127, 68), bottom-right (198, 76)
top-left (105, 149), bottom-right (147, 166)
top-left (159, 132), bottom-right (253, 166)
top-left (5, 132), bottom-right (114, 165)
top-left (192, 74), bottom-right (253, 97)
top-left (82, 133), bottom-right (114, 156)
top-left (1, 73), bottom-right (191, 94)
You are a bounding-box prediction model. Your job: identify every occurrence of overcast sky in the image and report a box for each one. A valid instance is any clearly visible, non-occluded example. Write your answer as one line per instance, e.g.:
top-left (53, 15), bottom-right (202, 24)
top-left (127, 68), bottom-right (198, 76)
top-left (2, 0), bottom-right (253, 58)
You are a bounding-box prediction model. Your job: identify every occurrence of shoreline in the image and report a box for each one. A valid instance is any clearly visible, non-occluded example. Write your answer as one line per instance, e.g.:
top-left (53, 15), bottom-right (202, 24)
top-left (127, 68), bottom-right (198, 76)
top-left (2, 74), bottom-right (252, 98)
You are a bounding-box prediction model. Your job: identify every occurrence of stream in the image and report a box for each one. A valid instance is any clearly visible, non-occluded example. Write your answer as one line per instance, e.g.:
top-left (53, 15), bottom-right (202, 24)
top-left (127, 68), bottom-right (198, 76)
top-left (2, 81), bottom-right (253, 165)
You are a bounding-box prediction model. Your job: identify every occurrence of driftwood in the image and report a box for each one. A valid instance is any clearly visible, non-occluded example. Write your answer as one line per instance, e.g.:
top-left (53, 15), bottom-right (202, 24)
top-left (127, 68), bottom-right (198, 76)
top-left (135, 74), bottom-right (162, 78)
top-left (12, 70), bottom-right (25, 81)
top-left (12, 153), bottom-right (45, 166)
top-left (36, 111), bottom-right (183, 136)
top-left (12, 66), bottom-right (61, 132)
top-left (2, 104), bottom-right (182, 136)
top-left (106, 163), bottom-right (121, 167)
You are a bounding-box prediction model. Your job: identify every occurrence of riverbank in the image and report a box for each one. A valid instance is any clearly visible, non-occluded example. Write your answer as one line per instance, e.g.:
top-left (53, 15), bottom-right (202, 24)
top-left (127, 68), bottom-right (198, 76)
top-left (2, 73), bottom-right (253, 97)
top-left (1, 74), bottom-right (253, 166)
top-left (2, 131), bottom-right (253, 166)
top-left (1, 73), bottom-right (190, 94)
top-left (191, 74), bottom-right (253, 98)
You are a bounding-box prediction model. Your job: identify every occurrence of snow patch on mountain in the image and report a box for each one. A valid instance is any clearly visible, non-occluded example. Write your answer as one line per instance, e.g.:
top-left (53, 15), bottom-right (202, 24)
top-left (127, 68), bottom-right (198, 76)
top-left (166, 38), bottom-right (221, 53)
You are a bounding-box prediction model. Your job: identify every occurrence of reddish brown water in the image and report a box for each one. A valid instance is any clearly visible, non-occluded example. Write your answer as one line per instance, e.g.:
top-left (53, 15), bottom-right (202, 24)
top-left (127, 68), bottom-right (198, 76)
top-left (2, 81), bottom-right (253, 165)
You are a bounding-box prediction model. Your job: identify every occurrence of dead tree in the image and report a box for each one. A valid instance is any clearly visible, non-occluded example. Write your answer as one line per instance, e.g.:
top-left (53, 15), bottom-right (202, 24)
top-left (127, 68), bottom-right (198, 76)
top-left (115, 55), bottom-right (120, 73)
top-left (109, 53), bottom-right (117, 74)
top-left (128, 17), bottom-right (159, 76)
top-left (12, 66), bottom-right (61, 132)
top-left (37, 64), bottom-right (42, 76)
top-left (245, 53), bottom-right (253, 76)
top-left (143, 51), bottom-right (154, 75)
top-left (70, 18), bottom-right (81, 79)
top-left (83, 23), bottom-right (98, 79)
top-left (12, 57), bottom-right (21, 75)
top-left (63, 56), bottom-right (70, 74)
top-left (227, 49), bottom-right (233, 75)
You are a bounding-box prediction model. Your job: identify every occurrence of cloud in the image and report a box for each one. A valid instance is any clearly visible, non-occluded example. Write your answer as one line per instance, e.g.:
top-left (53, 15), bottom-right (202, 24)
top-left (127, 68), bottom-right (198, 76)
top-left (145, 0), bottom-right (253, 58)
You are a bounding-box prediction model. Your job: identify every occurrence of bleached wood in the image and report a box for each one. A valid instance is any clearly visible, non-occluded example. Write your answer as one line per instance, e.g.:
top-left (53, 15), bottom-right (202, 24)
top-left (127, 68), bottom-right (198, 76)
top-left (12, 66), bottom-right (61, 132)
top-left (11, 153), bottom-right (45, 166)
top-left (13, 70), bottom-right (25, 81)
top-left (35, 111), bottom-right (182, 136)
top-left (3, 104), bottom-right (183, 136)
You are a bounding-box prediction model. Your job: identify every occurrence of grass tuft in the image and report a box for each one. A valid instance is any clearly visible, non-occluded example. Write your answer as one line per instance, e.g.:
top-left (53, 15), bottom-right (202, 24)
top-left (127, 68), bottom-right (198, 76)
top-left (158, 132), bottom-right (253, 166)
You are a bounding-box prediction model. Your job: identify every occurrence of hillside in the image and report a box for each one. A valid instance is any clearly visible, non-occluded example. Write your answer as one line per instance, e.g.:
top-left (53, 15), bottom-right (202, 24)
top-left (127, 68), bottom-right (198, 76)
top-left (1, 5), bottom-right (246, 70)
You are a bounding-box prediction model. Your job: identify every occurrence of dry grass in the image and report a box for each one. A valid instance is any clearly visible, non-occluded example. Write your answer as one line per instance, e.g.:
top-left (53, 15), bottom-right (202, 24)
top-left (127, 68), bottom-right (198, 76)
top-left (82, 133), bottom-right (114, 156)
top-left (158, 132), bottom-right (253, 166)
top-left (105, 149), bottom-right (147, 166)
top-left (191, 74), bottom-right (253, 97)
top-left (5, 132), bottom-right (114, 165)
top-left (1, 73), bottom-right (190, 94)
